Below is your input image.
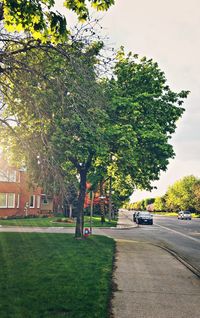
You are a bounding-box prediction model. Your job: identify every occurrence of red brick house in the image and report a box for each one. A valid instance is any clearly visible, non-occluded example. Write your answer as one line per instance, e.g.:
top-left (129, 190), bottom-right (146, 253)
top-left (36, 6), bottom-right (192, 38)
top-left (0, 157), bottom-right (53, 218)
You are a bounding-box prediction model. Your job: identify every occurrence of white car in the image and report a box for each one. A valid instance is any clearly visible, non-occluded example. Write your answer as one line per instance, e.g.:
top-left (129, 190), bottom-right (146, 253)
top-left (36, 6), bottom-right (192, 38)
top-left (178, 211), bottom-right (192, 220)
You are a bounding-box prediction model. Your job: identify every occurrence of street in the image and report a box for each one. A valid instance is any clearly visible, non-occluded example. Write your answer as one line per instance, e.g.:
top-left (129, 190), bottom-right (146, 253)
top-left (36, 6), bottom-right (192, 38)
top-left (102, 211), bottom-right (200, 274)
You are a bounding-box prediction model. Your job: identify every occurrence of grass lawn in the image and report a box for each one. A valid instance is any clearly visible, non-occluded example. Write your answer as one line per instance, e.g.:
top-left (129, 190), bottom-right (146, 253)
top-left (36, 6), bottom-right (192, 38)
top-left (152, 212), bottom-right (200, 218)
top-left (0, 233), bottom-right (115, 318)
top-left (0, 216), bottom-right (117, 228)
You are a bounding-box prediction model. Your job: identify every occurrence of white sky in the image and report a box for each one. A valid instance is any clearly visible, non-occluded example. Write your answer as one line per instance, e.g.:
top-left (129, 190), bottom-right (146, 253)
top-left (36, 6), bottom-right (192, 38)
top-left (55, 0), bottom-right (200, 201)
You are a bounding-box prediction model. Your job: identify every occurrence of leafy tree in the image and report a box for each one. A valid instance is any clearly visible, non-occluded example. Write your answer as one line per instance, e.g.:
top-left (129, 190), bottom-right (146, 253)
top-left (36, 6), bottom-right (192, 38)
top-left (165, 175), bottom-right (198, 211)
top-left (0, 40), bottom-right (109, 237)
top-left (193, 180), bottom-right (200, 212)
top-left (104, 48), bottom-right (189, 197)
top-left (145, 197), bottom-right (155, 205)
top-left (132, 201), bottom-right (142, 211)
top-left (1, 0), bottom-right (115, 42)
top-left (154, 196), bottom-right (166, 211)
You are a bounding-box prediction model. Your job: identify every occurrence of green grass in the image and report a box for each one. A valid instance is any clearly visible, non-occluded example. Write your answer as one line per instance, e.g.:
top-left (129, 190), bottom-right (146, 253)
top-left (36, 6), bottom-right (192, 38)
top-left (152, 212), bottom-right (178, 217)
top-left (0, 216), bottom-right (117, 227)
top-left (0, 233), bottom-right (115, 318)
top-left (152, 212), bottom-right (200, 218)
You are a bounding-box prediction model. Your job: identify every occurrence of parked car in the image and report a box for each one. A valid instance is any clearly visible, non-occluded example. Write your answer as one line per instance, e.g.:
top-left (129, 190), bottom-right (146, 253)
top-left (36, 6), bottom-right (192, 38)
top-left (136, 212), bottom-right (153, 225)
top-left (178, 211), bottom-right (192, 220)
top-left (133, 211), bottom-right (140, 222)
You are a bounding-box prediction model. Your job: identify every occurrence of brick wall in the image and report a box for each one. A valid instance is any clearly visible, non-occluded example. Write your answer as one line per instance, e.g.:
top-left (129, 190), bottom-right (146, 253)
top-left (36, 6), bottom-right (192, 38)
top-left (0, 158), bottom-right (43, 217)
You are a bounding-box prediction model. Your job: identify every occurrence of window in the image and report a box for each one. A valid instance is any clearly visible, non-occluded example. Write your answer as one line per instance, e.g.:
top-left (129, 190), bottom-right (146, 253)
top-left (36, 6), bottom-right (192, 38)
top-left (0, 193), bottom-right (7, 208)
top-left (8, 170), bottom-right (17, 182)
top-left (0, 170), bottom-right (8, 182)
top-left (42, 196), bottom-right (48, 204)
top-left (37, 195), bottom-right (40, 209)
top-left (17, 194), bottom-right (20, 208)
top-left (0, 169), bottom-right (17, 182)
top-left (29, 195), bottom-right (35, 208)
top-left (0, 193), bottom-right (15, 208)
top-left (7, 193), bottom-right (15, 208)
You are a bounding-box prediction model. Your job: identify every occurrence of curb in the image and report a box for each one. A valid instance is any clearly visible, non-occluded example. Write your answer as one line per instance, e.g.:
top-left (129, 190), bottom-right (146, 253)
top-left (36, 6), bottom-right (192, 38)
top-left (115, 238), bottom-right (200, 279)
top-left (114, 225), bottom-right (138, 230)
top-left (153, 243), bottom-right (200, 279)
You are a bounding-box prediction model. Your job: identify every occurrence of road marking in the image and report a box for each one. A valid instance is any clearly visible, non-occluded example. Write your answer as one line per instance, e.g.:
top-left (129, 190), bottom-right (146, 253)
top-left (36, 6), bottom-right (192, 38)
top-left (139, 227), bottom-right (161, 230)
top-left (155, 224), bottom-right (200, 243)
top-left (189, 232), bottom-right (200, 236)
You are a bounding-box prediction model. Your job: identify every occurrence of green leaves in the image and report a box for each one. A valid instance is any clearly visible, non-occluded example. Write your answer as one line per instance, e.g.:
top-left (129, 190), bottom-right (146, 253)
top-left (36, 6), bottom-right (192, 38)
top-left (165, 175), bottom-right (199, 211)
top-left (105, 50), bottom-right (188, 193)
top-left (2, 0), bottom-right (114, 42)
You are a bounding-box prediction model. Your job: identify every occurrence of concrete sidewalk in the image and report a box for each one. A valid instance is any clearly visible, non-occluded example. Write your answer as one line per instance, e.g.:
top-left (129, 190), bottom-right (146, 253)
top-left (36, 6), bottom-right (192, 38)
top-left (111, 210), bottom-right (200, 318)
top-left (116, 209), bottom-right (138, 229)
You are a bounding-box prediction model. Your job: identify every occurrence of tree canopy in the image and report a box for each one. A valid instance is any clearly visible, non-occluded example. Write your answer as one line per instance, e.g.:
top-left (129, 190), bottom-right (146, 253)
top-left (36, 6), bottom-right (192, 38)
top-left (165, 175), bottom-right (199, 211)
top-left (103, 48), bottom-right (188, 195)
top-left (130, 175), bottom-right (200, 213)
top-left (1, 0), bottom-right (115, 42)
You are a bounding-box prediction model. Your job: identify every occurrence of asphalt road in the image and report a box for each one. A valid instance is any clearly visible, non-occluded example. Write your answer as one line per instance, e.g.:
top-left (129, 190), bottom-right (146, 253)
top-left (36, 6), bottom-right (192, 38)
top-left (103, 212), bottom-right (200, 274)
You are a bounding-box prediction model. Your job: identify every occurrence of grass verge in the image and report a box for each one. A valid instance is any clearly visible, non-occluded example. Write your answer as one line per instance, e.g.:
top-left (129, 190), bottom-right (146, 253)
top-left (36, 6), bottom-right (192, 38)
top-left (0, 233), bottom-right (115, 318)
top-left (152, 212), bottom-right (200, 218)
top-left (0, 216), bottom-right (117, 227)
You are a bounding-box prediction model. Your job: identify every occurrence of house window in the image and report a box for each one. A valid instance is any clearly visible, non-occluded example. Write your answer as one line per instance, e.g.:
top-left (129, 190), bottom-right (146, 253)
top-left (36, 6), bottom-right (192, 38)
top-left (7, 193), bottom-right (15, 208)
top-left (17, 194), bottom-right (20, 208)
top-left (42, 196), bottom-right (48, 204)
top-left (29, 195), bottom-right (35, 208)
top-left (37, 195), bottom-right (40, 209)
top-left (0, 193), bottom-right (7, 208)
top-left (0, 193), bottom-right (15, 208)
top-left (8, 170), bottom-right (17, 182)
top-left (0, 170), bottom-right (17, 182)
top-left (0, 170), bottom-right (8, 182)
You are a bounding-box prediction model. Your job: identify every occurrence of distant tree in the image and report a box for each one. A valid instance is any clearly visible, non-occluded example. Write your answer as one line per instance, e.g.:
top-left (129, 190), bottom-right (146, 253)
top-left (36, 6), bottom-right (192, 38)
top-left (165, 175), bottom-right (198, 211)
top-left (193, 180), bottom-right (200, 212)
top-left (145, 197), bottom-right (155, 205)
top-left (154, 196), bottom-right (166, 212)
top-left (132, 201), bottom-right (142, 211)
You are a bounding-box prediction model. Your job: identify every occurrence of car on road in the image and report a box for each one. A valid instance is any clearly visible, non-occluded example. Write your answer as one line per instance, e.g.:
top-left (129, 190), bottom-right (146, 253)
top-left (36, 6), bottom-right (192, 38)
top-left (133, 212), bottom-right (140, 222)
top-left (178, 211), bottom-right (192, 220)
top-left (135, 212), bottom-right (153, 225)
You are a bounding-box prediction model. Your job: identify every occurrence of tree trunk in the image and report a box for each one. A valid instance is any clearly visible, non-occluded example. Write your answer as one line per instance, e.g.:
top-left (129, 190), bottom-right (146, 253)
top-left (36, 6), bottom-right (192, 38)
top-left (90, 191), bottom-right (94, 234)
top-left (69, 204), bottom-right (72, 218)
top-left (75, 169), bottom-right (87, 238)
top-left (100, 180), bottom-right (105, 224)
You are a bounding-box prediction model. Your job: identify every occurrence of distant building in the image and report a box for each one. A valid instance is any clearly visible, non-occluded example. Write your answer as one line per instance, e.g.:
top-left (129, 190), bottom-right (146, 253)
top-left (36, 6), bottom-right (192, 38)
top-left (0, 156), bottom-right (53, 218)
top-left (146, 203), bottom-right (154, 212)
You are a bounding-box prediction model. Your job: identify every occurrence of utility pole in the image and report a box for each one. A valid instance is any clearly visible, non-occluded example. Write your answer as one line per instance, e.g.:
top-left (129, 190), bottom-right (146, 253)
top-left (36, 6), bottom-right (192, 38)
top-left (90, 191), bottom-right (94, 234)
top-left (108, 176), bottom-right (112, 222)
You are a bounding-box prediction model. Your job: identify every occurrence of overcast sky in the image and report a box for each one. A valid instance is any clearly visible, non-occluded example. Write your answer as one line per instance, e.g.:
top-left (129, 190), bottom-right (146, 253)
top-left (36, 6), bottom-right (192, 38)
top-left (55, 0), bottom-right (200, 201)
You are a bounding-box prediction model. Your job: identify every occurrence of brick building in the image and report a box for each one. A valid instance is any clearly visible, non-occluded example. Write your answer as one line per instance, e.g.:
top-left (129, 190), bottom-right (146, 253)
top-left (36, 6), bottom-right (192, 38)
top-left (0, 157), bottom-right (53, 218)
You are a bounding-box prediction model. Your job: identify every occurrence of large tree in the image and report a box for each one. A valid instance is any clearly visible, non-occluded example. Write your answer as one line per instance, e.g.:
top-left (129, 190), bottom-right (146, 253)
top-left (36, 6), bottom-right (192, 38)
top-left (101, 48), bottom-right (189, 196)
top-left (0, 39), bottom-right (109, 237)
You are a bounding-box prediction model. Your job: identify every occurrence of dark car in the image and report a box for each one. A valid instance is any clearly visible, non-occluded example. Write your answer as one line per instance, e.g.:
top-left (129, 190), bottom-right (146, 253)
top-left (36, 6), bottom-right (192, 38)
top-left (133, 211), bottom-right (140, 222)
top-left (136, 212), bottom-right (153, 225)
